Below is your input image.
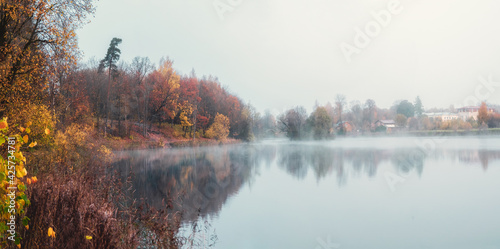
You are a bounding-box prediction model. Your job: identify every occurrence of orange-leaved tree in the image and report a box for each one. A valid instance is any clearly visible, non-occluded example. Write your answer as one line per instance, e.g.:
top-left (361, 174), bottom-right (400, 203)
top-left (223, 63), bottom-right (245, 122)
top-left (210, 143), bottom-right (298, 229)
top-left (477, 102), bottom-right (490, 126)
top-left (148, 58), bottom-right (180, 126)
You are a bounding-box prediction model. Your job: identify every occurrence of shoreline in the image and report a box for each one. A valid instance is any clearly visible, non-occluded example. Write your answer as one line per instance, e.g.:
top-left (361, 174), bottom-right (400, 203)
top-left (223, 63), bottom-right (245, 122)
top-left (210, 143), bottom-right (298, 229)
top-left (100, 134), bottom-right (242, 152)
top-left (351, 128), bottom-right (500, 137)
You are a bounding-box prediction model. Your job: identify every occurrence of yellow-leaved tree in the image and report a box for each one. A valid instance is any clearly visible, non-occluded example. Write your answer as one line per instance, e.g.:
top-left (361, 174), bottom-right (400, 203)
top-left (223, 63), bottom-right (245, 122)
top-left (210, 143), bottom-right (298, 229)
top-left (205, 113), bottom-right (230, 141)
top-left (0, 0), bottom-right (95, 123)
top-left (179, 105), bottom-right (194, 137)
top-left (0, 118), bottom-right (42, 246)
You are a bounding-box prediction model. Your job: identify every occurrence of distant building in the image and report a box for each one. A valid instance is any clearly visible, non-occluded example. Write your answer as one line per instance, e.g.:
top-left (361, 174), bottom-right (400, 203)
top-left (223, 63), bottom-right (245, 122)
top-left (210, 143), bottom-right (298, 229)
top-left (336, 121), bottom-right (354, 132)
top-left (374, 120), bottom-right (396, 132)
top-left (457, 106), bottom-right (495, 121)
top-left (423, 112), bottom-right (460, 121)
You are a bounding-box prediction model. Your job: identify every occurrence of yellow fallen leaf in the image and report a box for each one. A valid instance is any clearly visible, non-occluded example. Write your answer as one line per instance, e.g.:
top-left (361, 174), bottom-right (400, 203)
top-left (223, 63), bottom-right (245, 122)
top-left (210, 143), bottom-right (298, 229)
top-left (85, 235), bottom-right (92, 240)
top-left (48, 227), bottom-right (56, 238)
top-left (26, 121), bottom-right (32, 127)
top-left (0, 120), bottom-right (7, 129)
top-left (16, 170), bottom-right (23, 178)
top-left (29, 141), bottom-right (37, 147)
top-left (23, 135), bottom-right (28, 143)
top-left (45, 128), bottom-right (50, 135)
top-left (19, 126), bottom-right (25, 132)
top-left (25, 225), bottom-right (29, 230)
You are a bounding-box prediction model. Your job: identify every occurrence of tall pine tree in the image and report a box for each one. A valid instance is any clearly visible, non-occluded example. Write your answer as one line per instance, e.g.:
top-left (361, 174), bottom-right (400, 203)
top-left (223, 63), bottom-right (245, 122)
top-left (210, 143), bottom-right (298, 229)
top-left (98, 37), bottom-right (122, 136)
top-left (414, 96), bottom-right (423, 117)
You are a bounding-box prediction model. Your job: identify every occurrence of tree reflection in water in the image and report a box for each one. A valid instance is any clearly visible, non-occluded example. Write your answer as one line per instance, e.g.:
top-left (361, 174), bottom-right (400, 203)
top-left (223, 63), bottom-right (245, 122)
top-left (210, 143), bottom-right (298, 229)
top-left (112, 143), bottom-right (500, 224)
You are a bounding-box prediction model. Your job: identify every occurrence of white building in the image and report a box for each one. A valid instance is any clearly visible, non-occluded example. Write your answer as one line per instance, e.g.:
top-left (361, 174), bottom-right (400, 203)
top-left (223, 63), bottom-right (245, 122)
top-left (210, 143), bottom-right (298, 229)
top-left (423, 112), bottom-right (460, 121)
top-left (457, 106), bottom-right (495, 121)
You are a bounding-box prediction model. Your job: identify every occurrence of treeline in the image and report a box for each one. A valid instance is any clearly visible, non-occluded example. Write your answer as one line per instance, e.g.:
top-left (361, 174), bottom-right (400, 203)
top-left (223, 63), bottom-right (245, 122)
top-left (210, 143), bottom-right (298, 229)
top-left (56, 37), bottom-right (274, 142)
top-left (276, 95), bottom-right (500, 139)
top-left (276, 96), bottom-right (379, 140)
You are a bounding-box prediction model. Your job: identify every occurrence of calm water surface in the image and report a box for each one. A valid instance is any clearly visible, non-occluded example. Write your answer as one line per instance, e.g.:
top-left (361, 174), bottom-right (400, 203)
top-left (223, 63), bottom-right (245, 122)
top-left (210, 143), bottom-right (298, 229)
top-left (114, 136), bottom-right (500, 249)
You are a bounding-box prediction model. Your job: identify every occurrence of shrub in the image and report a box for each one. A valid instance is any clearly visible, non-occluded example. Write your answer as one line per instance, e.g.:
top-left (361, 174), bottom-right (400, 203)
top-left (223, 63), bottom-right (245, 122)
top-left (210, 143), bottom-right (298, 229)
top-left (0, 117), bottom-right (42, 246)
top-left (205, 113), bottom-right (230, 141)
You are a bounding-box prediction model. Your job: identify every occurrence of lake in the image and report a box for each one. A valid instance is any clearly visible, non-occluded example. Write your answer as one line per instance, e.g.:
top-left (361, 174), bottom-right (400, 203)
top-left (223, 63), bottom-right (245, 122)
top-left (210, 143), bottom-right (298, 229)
top-left (113, 136), bottom-right (500, 249)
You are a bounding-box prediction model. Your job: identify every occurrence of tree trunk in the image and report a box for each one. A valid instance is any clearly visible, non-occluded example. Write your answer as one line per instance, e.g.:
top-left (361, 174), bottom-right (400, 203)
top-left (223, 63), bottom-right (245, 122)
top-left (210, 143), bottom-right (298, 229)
top-left (105, 60), bottom-right (113, 137)
top-left (193, 108), bottom-right (197, 141)
top-left (143, 92), bottom-right (148, 137)
top-left (118, 94), bottom-right (122, 136)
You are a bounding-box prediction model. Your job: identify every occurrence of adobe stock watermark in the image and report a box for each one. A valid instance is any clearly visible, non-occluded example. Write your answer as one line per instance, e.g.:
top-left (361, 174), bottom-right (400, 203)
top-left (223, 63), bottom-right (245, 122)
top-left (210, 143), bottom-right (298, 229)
top-left (314, 235), bottom-right (341, 249)
top-left (213, 0), bottom-right (244, 21)
top-left (455, 74), bottom-right (500, 107)
top-left (340, 0), bottom-right (404, 63)
top-left (385, 136), bottom-right (447, 192)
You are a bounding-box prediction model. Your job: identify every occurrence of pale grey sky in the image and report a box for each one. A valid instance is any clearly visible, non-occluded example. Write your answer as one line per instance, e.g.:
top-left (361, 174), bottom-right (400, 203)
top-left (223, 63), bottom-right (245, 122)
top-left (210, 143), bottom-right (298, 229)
top-left (77, 0), bottom-right (500, 113)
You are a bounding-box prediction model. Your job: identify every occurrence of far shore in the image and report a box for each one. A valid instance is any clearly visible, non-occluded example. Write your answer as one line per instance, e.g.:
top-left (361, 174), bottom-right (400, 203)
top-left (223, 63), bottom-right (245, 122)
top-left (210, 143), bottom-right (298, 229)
top-left (101, 125), bottom-right (500, 152)
top-left (360, 128), bottom-right (500, 137)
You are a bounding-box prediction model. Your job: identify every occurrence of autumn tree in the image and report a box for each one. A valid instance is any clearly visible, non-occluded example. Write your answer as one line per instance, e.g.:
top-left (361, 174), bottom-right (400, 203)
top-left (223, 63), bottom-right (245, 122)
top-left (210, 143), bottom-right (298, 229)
top-left (488, 113), bottom-right (500, 128)
top-left (278, 106), bottom-right (307, 140)
top-left (148, 58), bottom-right (180, 127)
top-left (408, 117), bottom-right (419, 130)
top-left (256, 110), bottom-right (276, 138)
top-left (308, 106), bottom-right (332, 139)
top-left (197, 76), bottom-right (245, 138)
top-left (0, 0), bottom-right (95, 123)
top-left (363, 99), bottom-right (377, 130)
top-left (478, 102), bottom-right (490, 126)
top-left (80, 60), bottom-right (107, 129)
top-left (395, 114), bottom-right (408, 127)
top-left (129, 57), bottom-right (154, 136)
top-left (233, 104), bottom-right (256, 141)
top-left (198, 77), bottom-right (228, 126)
top-left (57, 68), bottom-right (92, 125)
top-left (112, 63), bottom-right (133, 136)
top-left (346, 101), bottom-right (363, 130)
top-left (206, 113), bottom-right (230, 141)
top-left (197, 78), bottom-right (219, 126)
top-left (177, 75), bottom-right (200, 137)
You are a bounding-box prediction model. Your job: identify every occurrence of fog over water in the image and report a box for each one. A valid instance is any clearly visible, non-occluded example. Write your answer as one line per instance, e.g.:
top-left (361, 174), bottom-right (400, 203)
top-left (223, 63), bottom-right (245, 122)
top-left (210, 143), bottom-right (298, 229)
top-left (113, 136), bottom-right (500, 249)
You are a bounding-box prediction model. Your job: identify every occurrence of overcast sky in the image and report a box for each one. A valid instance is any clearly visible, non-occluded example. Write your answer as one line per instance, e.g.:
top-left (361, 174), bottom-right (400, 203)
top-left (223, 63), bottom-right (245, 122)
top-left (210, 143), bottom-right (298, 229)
top-left (77, 0), bottom-right (500, 114)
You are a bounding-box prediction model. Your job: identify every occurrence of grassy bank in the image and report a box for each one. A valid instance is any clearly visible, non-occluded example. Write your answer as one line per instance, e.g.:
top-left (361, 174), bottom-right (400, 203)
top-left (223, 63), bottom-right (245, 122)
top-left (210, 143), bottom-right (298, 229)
top-left (98, 120), bottom-right (241, 151)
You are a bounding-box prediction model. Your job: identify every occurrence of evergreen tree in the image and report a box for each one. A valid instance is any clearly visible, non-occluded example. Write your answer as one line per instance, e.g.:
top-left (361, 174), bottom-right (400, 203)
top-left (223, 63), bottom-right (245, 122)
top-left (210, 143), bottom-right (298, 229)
top-left (98, 38), bottom-right (122, 136)
top-left (414, 96), bottom-right (423, 117)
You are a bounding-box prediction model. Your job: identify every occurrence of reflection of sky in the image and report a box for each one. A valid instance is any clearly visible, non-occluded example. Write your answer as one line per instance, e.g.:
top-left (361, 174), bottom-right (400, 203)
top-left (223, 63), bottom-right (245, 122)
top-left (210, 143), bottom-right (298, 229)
top-left (114, 137), bottom-right (500, 249)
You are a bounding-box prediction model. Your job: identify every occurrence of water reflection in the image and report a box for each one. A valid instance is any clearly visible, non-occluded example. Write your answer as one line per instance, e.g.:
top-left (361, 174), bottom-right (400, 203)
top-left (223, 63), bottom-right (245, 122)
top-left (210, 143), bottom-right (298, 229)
top-left (113, 142), bottom-right (500, 224)
top-left (113, 145), bottom-right (275, 222)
